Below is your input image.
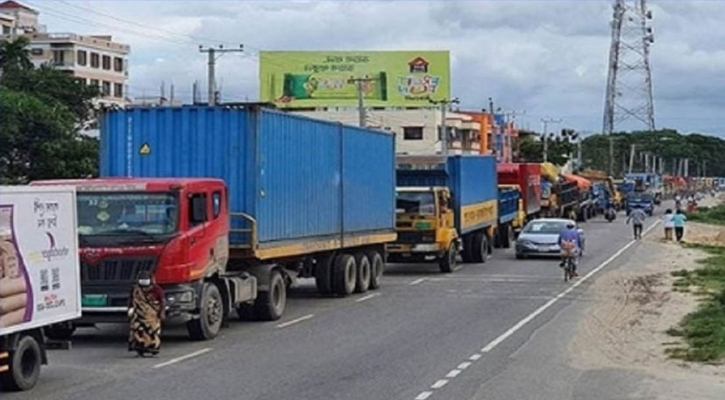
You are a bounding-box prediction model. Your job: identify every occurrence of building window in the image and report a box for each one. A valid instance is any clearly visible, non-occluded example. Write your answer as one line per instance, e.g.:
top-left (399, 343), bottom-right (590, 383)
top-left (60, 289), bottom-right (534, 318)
top-left (30, 48), bottom-right (43, 56)
top-left (114, 57), bottom-right (123, 72)
top-left (77, 50), bottom-right (87, 66)
top-left (113, 83), bottom-right (123, 98)
top-left (52, 50), bottom-right (65, 66)
top-left (90, 52), bottom-right (99, 68)
top-left (403, 126), bottom-right (424, 141)
top-left (102, 55), bottom-right (111, 70)
top-left (2, 26), bottom-right (10, 35)
top-left (102, 81), bottom-right (111, 96)
top-left (90, 79), bottom-right (99, 89)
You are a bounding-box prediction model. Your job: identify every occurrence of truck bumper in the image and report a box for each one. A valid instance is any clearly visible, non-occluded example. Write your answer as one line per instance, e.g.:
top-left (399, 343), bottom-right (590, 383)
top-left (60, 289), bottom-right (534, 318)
top-left (387, 243), bottom-right (444, 262)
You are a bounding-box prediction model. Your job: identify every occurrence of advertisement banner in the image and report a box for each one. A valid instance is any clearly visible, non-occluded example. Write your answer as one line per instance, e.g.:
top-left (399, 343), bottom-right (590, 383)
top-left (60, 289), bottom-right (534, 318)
top-left (260, 51), bottom-right (450, 108)
top-left (0, 187), bottom-right (81, 335)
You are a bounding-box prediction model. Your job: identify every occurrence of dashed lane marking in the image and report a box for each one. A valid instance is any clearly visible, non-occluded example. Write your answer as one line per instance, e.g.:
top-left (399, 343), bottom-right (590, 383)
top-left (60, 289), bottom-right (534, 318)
top-left (276, 314), bottom-right (314, 328)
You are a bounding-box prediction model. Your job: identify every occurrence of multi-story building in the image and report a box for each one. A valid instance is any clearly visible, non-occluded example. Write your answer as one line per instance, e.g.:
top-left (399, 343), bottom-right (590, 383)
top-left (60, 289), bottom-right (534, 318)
top-left (0, 1), bottom-right (130, 107)
top-left (295, 108), bottom-right (482, 155)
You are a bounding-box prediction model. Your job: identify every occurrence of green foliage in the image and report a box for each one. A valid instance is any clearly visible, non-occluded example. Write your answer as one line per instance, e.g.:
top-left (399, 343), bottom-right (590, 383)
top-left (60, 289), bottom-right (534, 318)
top-left (667, 245), bottom-right (725, 363)
top-left (688, 205), bottom-right (725, 226)
top-left (581, 129), bottom-right (725, 178)
top-left (0, 37), bottom-right (100, 184)
top-left (516, 130), bottom-right (577, 166)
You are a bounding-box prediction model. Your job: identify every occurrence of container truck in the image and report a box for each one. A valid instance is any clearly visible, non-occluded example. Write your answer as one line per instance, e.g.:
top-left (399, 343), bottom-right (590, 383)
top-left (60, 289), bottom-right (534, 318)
top-left (0, 186), bottom-right (81, 391)
top-left (35, 106), bottom-right (396, 341)
top-left (561, 173), bottom-right (594, 221)
top-left (496, 163), bottom-right (542, 232)
top-left (388, 155), bottom-right (498, 273)
top-left (539, 163), bottom-right (578, 219)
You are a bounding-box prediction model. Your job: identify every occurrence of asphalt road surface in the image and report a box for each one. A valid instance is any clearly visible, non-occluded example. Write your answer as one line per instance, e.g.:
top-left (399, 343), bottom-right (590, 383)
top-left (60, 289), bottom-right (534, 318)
top-left (6, 208), bottom-right (662, 400)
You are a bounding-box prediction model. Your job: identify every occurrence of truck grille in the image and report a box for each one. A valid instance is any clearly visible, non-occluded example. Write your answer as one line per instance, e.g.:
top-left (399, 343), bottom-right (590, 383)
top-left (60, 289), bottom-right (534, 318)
top-left (396, 231), bottom-right (436, 244)
top-left (81, 258), bottom-right (156, 284)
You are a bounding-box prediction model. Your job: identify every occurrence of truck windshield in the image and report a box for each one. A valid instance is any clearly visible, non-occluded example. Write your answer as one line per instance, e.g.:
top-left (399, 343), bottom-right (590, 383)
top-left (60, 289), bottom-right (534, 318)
top-left (396, 191), bottom-right (435, 215)
top-left (77, 192), bottom-right (178, 237)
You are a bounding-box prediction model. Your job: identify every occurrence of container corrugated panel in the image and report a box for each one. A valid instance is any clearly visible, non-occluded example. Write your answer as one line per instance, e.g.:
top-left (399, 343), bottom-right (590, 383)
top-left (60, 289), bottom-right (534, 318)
top-left (101, 106), bottom-right (395, 247)
top-left (497, 187), bottom-right (520, 224)
top-left (448, 156), bottom-right (497, 209)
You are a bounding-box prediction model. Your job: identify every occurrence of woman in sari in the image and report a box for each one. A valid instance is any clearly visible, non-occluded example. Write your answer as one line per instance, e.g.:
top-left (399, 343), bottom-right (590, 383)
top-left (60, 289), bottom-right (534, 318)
top-left (128, 271), bottom-right (165, 357)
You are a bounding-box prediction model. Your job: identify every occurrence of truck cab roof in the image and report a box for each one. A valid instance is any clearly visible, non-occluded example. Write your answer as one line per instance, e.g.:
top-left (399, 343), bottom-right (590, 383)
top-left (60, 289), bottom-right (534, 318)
top-left (31, 177), bottom-right (225, 192)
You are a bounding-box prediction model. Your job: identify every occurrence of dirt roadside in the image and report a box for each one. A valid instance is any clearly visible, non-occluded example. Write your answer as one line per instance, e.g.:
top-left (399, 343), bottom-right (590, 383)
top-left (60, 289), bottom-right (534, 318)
top-left (569, 195), bottom-right (725, 399)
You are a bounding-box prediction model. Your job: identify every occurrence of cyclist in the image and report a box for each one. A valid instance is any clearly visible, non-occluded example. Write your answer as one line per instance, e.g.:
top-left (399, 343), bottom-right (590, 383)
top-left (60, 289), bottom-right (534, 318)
top-left (558, 222), bottom-right (582, 277)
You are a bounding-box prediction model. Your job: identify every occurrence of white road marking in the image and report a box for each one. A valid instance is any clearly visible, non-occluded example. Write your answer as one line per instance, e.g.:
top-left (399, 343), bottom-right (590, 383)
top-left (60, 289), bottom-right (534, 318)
top-left (412, 220), bottom-right (661, 399)
top-left (153, 348), bottom-right (212, 369)
top-left (355, 293), bottom-right (381, 303)
top-left (431, 379), bottom-right (449, 389)
top-left (446, 369), bottom-right (462, 378)
top-left (276, 314), bottom-right (315, 328)
top-left (415, 391), bottom-right (433, 400)
top-left (409, 278), bottom-right (427, 286)
top-left (457, 362), bottom-right (472, 370)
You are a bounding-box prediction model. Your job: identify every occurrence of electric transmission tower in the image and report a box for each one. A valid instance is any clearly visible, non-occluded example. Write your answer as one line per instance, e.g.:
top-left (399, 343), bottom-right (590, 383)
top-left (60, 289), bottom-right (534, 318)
top-left (603, 0), bottom-right (655, 135)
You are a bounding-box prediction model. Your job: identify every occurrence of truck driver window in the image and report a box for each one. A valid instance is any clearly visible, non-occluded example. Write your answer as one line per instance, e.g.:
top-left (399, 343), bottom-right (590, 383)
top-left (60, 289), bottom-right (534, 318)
top-left (212, 191), bottom-right (222, 219)
top-left (189, 193), bottom-right (207, 226)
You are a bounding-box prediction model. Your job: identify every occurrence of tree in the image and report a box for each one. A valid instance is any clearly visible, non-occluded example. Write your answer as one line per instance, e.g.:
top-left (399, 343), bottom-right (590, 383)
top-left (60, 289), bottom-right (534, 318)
top-left (1, 37), bottom-right (100, 184)
top-left (0, 36), bottom-right (32, 72)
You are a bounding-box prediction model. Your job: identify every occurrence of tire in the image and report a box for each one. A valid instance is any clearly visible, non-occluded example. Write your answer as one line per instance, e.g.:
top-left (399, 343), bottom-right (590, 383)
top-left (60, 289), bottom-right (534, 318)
top-left (187, 282), bottom-right (224, 340)
top-left (438, 243), bottom-right (457, 273)
top-left (43, 323), bottom-right (75, 341)
top-left (461, 234), bottom-right (474, 263)
top-left (472, 232), bottom-right (488, 264)
top-left (353, 253), bottom-right (371, 293)
top-left (366, 250), bottom-right (385, 290)
top-left (314, 253), bottom-right (334, 295)
top-left (1, 335), bottom-right (42, 391)
top-left (332, 254), bottom-right (357, 296)
top-left (254, 269), bottom-right (286, 321)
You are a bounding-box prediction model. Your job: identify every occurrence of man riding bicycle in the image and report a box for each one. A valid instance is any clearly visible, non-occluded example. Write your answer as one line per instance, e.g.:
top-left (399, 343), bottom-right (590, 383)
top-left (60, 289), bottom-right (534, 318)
top-left (558, 222), bottom-right (582, 277)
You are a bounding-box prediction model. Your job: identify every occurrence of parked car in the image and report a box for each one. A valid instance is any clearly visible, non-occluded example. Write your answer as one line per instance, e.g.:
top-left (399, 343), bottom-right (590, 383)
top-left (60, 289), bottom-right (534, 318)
top-left (515, 218), bottom-right (585, 259)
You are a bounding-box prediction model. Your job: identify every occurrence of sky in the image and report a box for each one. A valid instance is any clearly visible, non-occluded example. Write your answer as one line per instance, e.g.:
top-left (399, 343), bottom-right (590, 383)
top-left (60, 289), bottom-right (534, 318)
top-left (24, 0), bottom-right (725, 137)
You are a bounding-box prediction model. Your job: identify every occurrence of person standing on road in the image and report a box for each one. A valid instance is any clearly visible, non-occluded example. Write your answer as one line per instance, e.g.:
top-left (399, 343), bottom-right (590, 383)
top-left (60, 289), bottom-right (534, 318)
top-left (626, 206), bottom-right (647, 240)
top-left (672, 209), bottom-right (688, 242)
top-left (128, 271), bottom-right (165, 357)
top-left (662, 209), bottom-right (674, 241)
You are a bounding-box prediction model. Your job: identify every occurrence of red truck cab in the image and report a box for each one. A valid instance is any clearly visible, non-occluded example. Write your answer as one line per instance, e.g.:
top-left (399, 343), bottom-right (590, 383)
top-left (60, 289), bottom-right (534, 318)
top-left (32, 178), bottom-right (246, 340)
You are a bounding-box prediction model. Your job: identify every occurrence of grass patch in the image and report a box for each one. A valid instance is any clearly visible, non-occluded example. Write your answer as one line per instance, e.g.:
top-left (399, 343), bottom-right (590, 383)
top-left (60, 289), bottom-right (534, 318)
top-left (667, 245), bottom-right (725, 363)
top-left (688, 205), bottom-right (725, 225)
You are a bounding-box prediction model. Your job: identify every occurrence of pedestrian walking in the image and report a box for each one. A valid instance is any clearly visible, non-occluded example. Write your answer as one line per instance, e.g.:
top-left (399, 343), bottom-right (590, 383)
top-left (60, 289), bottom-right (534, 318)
top-left (672, 209), bottom-right (687, 242)
top-left (128, 271), bottom-right (165, 357)
top-left (662, 209), bottom-right (674, 241)
top-left (626, 206), bottom-right (647, 240)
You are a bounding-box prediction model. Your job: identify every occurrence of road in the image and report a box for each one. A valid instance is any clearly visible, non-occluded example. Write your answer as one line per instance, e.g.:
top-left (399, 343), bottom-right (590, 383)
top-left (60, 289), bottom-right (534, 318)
top-left (6, 209), bottom-right (660, 400)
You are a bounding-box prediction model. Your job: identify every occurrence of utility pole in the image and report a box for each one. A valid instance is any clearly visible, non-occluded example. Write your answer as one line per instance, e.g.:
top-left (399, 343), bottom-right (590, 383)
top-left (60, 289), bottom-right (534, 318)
top-left (430, 98), bottom-right (460, 155)
top-left (540, 118), bottom-right (562, 163)
top-left (348, 77), bottom-right (375, 128)
top-left (199, 44), bottom-right (244, 106)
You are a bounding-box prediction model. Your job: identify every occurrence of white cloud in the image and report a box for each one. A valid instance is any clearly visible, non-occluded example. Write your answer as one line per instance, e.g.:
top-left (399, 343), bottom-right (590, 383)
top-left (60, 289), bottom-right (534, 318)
top-left (30, 0), bottom-right (725, 136)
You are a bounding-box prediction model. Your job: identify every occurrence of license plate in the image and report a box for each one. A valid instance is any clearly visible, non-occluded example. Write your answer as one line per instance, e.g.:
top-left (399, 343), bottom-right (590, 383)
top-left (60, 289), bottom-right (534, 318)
top-left (82, 294), bottom-right (108, 307)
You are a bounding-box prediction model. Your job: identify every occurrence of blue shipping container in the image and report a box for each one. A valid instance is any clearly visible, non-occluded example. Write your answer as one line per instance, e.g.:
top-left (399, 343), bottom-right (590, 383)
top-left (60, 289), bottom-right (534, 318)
top-left (396, 155), bottom-right (498, 235)
top-left (498, 187), bottom-right (520, 224)
top-left (101, 106), bottom-right (396, 249)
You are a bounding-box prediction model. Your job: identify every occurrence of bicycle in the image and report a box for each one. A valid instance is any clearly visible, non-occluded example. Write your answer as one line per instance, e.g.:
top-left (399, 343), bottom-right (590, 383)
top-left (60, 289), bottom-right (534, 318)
top-left (562, 254), bottom-right (577, 282)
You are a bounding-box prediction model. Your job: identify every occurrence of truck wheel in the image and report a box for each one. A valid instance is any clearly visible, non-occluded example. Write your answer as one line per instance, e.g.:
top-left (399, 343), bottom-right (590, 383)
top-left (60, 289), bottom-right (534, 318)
top-left (332, 254), bottom-right (357, 296)
top-left (1, 335), bottom-right (42, 391)
top-left (502, 225), bottom-right (514, 249)
top-left (314, 253), bottom-right (334, 295)
top-left (187, 282), bottom-right (224, 340)
top-left (439, 243), bottom-right (457, 273)
top-left (353, 253), bottom-right (371, 293)
top-left (472, 232), bottom-right (489, 264)
top-left (254, 269), bottom-right (286, 321)
top-left (43, 322), bottom-right (76, 340)
top-left (366, 250), bottom-right (384, 290)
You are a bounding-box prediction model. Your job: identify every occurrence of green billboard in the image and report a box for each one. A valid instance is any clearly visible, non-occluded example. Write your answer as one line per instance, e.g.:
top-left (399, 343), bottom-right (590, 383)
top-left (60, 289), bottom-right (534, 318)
top-left (259, 51), bottom-right (450, 108)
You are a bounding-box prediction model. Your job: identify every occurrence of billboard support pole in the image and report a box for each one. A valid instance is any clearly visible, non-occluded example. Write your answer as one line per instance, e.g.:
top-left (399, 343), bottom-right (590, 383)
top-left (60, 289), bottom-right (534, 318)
top-left (348, 78), bottom-right (374, 128)
top-left (430, 98), bottom-right (459, 155)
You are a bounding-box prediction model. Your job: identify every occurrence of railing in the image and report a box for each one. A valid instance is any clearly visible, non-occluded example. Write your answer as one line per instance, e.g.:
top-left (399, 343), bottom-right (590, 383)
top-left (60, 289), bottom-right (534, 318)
top-left (229, 212), bottom-right (257, 250)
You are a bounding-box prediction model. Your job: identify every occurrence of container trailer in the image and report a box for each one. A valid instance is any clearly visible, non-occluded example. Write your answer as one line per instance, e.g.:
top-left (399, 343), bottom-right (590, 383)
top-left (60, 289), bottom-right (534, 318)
top-left (496, 163), bottom-right (542, 231)
top-left (35, 106), bottom-right (396, 341)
